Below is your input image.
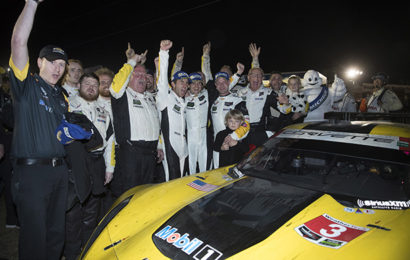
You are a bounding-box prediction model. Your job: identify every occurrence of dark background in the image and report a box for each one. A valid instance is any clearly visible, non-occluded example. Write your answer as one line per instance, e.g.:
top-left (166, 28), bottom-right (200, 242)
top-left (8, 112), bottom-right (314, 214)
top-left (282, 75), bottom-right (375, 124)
top-left (1, 0), bottom-right (410, 84)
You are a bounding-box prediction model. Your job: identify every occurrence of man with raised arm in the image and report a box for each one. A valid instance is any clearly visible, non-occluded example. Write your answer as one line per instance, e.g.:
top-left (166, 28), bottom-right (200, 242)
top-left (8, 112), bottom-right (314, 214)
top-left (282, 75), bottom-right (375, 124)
top-left (157, 40), bottom-right (189, 180)
top-left (9, 0), bottom-right (69, 258)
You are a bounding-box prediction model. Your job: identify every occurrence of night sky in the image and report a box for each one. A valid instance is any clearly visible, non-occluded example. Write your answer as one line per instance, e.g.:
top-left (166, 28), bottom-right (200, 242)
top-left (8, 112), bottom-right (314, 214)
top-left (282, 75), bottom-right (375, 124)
top-left (1, 0), bottom-right (410, 84)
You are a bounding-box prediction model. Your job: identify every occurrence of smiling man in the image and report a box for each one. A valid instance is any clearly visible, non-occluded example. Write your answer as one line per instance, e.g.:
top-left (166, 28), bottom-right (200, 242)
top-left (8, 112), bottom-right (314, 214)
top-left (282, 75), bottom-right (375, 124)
top-left (9, 0), bottom-right (70, 259)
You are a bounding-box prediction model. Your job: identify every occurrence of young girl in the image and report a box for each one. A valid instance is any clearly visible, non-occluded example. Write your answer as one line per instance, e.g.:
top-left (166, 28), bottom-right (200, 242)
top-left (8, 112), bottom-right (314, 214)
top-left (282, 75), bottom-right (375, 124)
top-left (278, 75), bottom-right (308, 123)
top-left (213, 109), bottom-right (249, 167)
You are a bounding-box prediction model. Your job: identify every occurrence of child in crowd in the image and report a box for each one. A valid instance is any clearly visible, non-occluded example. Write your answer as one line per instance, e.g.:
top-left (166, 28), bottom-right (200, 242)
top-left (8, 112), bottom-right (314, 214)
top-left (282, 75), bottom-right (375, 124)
top-left (213, 109), bottom-right (249, 167)
top-left (278, 75), bottom-right (308, 123)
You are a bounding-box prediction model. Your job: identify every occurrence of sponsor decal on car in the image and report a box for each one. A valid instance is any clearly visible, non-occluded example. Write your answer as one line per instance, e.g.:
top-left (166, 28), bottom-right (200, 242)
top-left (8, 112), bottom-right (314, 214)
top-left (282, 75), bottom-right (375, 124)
top-left (187, 180), bottom-right (219, 192)
top-left (278, 129), bottom-right (400, 150)
top-left (357, 199), bottom-right (410, 210)
top-left (155, 225), bottom-right (223, 259)
top-left (295, 214), bottom-right (369, 249)
top-left (344, 207), bottom-right (375, 214)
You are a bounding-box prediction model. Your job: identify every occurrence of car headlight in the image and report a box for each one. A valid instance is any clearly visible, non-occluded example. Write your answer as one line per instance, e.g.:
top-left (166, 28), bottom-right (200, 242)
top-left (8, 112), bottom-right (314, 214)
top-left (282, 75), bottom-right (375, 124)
top-left (80, 195), bottom-right (133, 259)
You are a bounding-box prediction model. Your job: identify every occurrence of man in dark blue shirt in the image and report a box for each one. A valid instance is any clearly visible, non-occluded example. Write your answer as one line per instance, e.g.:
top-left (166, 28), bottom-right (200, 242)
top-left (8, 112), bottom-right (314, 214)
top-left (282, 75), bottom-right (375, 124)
top-left (9, 0), bottom-right (69, 259)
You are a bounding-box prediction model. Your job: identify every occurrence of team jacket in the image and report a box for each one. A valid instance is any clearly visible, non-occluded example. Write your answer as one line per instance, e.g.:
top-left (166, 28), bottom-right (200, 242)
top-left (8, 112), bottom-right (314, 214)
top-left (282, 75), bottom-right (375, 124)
top-left (186, 89), bottom-right (209, 173)
top-left (210, 93), bottom-right (250, 140)
top-left (62, 83), bottom-right (79, 97)
top-left (69, 95), bottom-right (115, 173)
top-left (366, 87), bottom-right (403, 113)
top-left (109, 61), bottom-right (161, 147)
top-left (331, 92), bottom-right (357, 112)
top-left (157, 49), bottom-right (188, 160)
top-left (236, 85), bottom-right (275, 125)
top-left (8, 58), bottom-right (68, 158)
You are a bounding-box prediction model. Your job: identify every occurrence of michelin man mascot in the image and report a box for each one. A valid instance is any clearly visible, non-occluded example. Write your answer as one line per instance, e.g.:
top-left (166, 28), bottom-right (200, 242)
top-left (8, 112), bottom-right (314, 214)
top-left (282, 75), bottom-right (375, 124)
top-left (302, 70), bottom-right (346, 122)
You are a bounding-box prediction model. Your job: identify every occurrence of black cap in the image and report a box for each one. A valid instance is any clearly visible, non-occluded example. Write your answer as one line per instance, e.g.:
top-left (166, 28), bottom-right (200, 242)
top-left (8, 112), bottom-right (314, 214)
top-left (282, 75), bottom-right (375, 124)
top-left (39, 45), bottom-right (68, 62)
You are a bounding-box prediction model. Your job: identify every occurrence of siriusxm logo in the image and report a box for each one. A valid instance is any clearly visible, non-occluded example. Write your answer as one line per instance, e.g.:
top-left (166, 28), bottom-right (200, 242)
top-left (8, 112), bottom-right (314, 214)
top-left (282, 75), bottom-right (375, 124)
top-left (155, 225), bottom-right (203, 255)
top-left (357, 199), bottom-right (410, 209)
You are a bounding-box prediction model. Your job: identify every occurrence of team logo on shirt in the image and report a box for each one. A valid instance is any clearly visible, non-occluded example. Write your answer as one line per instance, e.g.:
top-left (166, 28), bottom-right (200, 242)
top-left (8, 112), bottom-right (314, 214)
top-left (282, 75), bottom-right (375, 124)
top-left (173, 104), bottom-right (181, 114)
top-left (133, 99), bottom-right (142, 107)
top-left (187, 102), bottom-right (195, 108)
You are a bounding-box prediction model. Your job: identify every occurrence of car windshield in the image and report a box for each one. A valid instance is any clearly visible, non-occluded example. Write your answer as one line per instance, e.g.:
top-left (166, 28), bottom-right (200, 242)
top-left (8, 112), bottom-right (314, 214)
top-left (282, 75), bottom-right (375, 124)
top-left (237, 137), bottom-right (410, 204)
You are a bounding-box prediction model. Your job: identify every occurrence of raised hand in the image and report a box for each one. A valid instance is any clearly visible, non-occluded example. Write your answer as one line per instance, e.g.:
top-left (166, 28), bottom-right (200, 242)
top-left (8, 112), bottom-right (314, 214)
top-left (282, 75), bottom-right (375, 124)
top-left (249, 43), bottom-right (261, 59)
top-left (203, 42), bottom-right (211, 55)
top-left (125, 42), bottom-right (136, 60)
top-left (160, 40), bottom-right (173, 51)
top-left (176, 47), bottom-right (184, 62)
top-left (139, 49), bottom-right (148, 65)
top-left (236, 62), bottom-right (245, 75)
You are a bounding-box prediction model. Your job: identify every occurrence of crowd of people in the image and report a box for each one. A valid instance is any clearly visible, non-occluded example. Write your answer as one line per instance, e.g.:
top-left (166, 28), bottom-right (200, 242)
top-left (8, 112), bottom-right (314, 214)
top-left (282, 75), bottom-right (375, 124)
top-left (0, 0), bottom-right (406, 259)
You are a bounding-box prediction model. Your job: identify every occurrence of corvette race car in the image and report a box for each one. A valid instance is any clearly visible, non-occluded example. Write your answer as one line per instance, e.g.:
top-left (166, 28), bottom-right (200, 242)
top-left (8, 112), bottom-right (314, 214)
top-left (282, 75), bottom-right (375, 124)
top-left (80, 119), bottom-right (410, 259)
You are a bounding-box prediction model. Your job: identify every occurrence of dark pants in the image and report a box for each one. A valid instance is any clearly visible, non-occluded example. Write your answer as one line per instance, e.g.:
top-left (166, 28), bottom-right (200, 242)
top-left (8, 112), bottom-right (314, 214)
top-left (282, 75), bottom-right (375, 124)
top-left (11, 163), bottom-right (68, 260)
top-left (64, 153), bottom-right (106, 260)
top-left (64, 194), bottom-right (102, 260)
top-left (116, 140), bottom-right (157, 194)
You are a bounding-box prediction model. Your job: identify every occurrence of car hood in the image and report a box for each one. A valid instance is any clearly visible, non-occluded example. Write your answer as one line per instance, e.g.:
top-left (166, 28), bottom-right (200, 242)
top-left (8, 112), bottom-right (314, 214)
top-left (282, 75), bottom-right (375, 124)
top-left (83, 168), bottom-right (410, 259)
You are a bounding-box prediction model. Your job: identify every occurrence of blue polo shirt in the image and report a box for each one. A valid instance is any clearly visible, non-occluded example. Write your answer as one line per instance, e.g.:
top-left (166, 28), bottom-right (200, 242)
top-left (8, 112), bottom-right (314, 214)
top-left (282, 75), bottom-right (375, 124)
top-left (9, 58), bottom-right (68, 158)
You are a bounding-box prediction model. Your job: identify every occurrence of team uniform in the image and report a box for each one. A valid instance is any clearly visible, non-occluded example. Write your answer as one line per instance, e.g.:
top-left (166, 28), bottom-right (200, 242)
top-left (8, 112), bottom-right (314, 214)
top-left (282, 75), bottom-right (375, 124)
top-left (186, 89), bottom-right (210, 174)
top-left (365, 87), bottom-right (403, 113)
top-left (236, 84), bottom-right (278, 145)
top-left (210, 93), bottom-right (249, 168)
top-left (64, 94), bottom-right (114, 259)
top-left (9, 58), bottom-right (69, 260)
top-left (157, 49), bottom-right (188, 181)
top-left (110, 60), bottom-right (161, 193)
top-left (331, 92), bottom-right (357, 112)
top-left (62, 82), bottom-right (79, 97)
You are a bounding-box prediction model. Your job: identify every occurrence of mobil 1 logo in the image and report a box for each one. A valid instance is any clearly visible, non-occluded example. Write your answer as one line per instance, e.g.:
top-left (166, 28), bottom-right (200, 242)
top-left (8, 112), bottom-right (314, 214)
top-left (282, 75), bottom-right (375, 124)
top-left (154, 225), bottom-right (223, 260)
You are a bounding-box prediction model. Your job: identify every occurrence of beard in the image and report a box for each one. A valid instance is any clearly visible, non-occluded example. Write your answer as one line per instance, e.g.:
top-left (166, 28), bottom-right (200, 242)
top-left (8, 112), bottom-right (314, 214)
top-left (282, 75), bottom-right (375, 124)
top-left (99, 87), bottom-right (110, 97)
top-left (79, 90), bottom-right (99, 101)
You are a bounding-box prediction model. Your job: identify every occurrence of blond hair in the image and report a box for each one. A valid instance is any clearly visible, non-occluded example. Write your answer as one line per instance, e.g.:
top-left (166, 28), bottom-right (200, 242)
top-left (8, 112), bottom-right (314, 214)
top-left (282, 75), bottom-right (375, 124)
top-left (224, 109), bottom-right (245, 126)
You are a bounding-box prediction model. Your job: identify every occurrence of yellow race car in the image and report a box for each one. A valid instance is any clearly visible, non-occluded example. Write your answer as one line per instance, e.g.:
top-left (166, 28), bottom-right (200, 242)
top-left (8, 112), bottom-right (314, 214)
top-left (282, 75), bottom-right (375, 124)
top-left (80, 119), bottom-right (410, 259)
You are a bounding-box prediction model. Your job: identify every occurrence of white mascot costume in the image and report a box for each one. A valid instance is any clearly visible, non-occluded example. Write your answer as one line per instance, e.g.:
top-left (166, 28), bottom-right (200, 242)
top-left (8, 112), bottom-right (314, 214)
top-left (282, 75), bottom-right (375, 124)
top-left (302, 70), bottom-right (346, 122)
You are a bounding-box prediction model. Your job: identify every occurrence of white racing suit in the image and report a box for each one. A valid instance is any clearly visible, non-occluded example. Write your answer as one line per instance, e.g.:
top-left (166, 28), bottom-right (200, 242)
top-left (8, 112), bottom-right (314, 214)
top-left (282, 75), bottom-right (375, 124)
top-left (68, 95), bottom-right (115, 173)
top-left (157, 49), bottom-right (188, 180)
top-left (366, 87), bottom-right (403, 112)
top-left (186, 90), bottom-right (209, 174)
top-left (210, 93), bottom-right (249, 168)
top-left (331, 92), bottom-right (357, 112)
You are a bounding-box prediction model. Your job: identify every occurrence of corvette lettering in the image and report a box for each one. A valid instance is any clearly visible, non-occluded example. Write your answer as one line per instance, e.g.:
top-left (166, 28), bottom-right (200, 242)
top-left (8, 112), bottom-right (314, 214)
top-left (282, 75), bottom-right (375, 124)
top-left (155, 225), bottom-right (223, 259)
top-left (279, 129), bottom-right (399, 150)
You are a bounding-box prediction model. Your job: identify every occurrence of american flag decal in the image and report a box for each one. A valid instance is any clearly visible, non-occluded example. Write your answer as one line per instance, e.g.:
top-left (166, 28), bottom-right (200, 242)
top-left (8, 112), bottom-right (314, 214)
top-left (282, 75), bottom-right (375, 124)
top-left (187, 180), bottom-right (218, 192)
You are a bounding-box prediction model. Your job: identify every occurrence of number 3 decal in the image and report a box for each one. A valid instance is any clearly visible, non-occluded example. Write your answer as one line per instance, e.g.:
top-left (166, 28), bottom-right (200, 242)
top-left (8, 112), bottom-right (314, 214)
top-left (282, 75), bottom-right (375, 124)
top-left (320, 224), bottom-right (347, 238)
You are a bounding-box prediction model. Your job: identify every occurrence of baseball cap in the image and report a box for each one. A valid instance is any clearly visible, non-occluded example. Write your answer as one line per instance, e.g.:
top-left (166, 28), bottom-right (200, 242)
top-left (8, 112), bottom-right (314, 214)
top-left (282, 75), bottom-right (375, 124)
top-left (189, 72), bottom-right (202, 83)
top-left (39, 45), bottom-right (68, 62)
top-left (55, 119), bottom-right (92, 145)
top-left (215, 71), bottom-right (229, 81)
top-left (172, 71), bottom-right (189, 82)
top-left (371, 72), bottom-right (388, 82)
